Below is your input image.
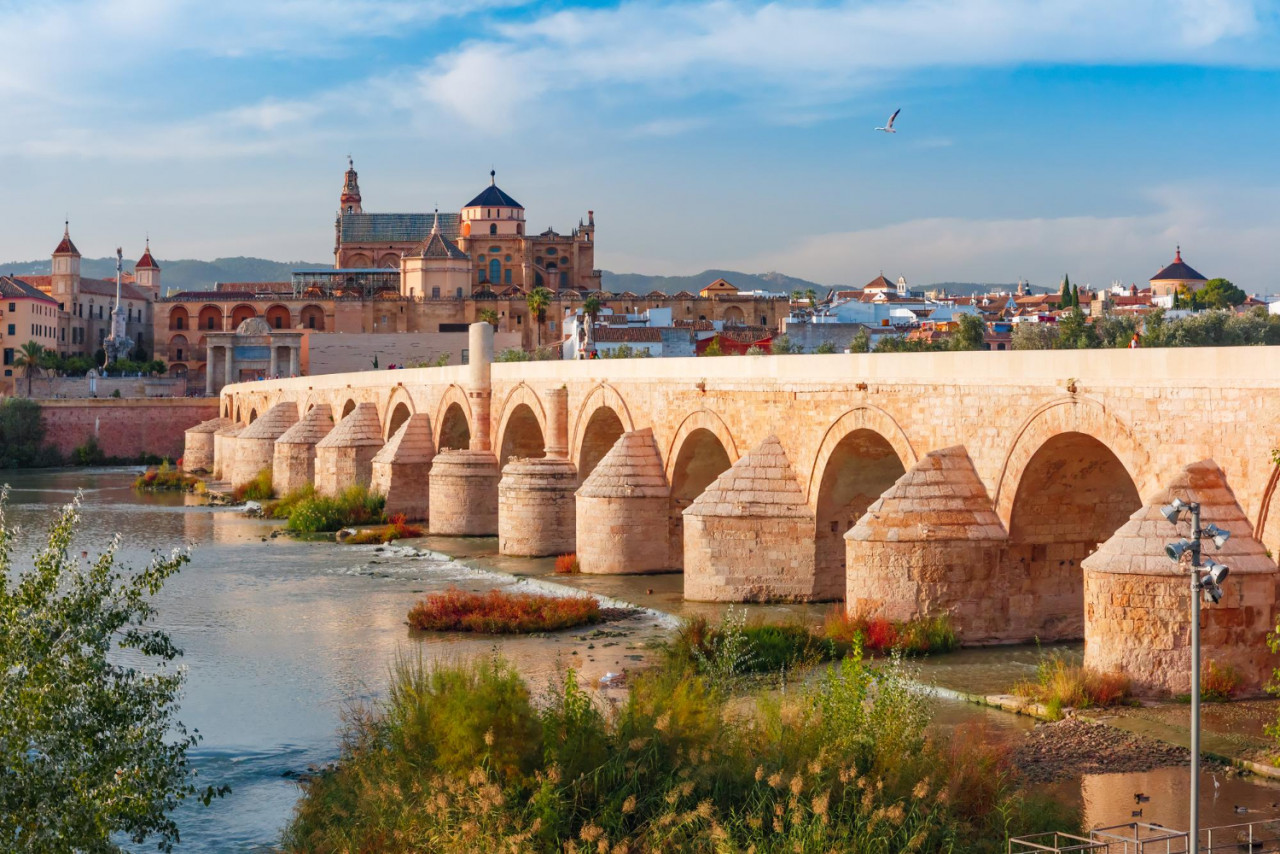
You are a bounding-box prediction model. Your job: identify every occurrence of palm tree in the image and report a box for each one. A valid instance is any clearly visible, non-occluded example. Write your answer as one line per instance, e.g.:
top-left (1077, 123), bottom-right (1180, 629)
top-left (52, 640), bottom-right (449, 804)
top-left (583, 292), bottom-right (602, 323)
top-left (526, 286), bottom-right (553, 348)
top-left (477, 308), bottom-right (499, 328)
top-left (13, 340), bottom-right (44, 397)
top-left (806, 288), bottom-right (817, 309)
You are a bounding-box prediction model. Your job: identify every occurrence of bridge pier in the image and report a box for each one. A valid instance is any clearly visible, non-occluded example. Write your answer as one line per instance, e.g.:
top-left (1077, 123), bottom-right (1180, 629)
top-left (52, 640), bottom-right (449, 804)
top-left (684, 436), bottom-right (819, 601)
top-left (314, 402), bottom-right (383, 496)
top-left (232, 402), bottom-right (298, 488)
top-left (183, 417), bottom-right (229, 474)
top-left (576, 428), bottom-right (672, 574)
top-left (430, 322), bottom-right (500, 535)
top-left (1083, 460), bottom-right (1280, 696)
top-left (371, 413), bottom-right (434, 521)
top-left (272, 404), bottom-right (334, 496)
top-left (498, 387), bottom-right (577, 556)
top-left (212, 423), bottom-right (242, 482)
top-left (845, 446), bottom-right (1010, 641)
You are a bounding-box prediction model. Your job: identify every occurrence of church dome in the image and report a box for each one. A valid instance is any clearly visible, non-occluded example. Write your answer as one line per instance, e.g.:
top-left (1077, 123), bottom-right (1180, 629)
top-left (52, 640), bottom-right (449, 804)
top-left (463, 170), bottom-right (523, 210)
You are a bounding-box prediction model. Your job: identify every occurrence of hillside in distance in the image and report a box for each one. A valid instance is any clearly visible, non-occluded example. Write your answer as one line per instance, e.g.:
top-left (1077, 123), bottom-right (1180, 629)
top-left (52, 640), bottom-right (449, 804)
top-left (0, 255), bottom-right (1052, 298)
top-left (0, 256), bottom-right (327, 293)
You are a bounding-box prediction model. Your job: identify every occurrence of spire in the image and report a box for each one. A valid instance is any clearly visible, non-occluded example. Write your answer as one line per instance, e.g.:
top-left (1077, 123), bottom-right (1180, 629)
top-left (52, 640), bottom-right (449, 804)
top-left (490, 168), bottom-right (496, 186)
top-left (340, 156), bottom-right (362, 213)
top-left (1175, 244), bottom-right (1182, 263)
top-left (53, 220), bottom-right (79, 256)
top-left (431, 208), bottom-right (439, 235)
top-left (136, 237), bottom-right (159, 270)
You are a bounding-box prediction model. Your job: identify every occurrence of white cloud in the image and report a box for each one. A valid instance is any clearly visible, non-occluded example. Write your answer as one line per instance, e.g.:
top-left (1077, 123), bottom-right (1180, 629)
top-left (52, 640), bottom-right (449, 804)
top-left (731, 183), bottom-right (1280, 293)
top-left (415, 0), bottom-right (1271, 126)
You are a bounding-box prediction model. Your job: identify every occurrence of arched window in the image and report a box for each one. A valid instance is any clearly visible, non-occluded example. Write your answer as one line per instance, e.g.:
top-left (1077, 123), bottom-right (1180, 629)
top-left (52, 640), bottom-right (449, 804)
top-left (516, 223), bottom-right (522, 236)
top-left (489, 223), bottom-right (497, 236)
top-left (489, 259), bottom-right (501, 283)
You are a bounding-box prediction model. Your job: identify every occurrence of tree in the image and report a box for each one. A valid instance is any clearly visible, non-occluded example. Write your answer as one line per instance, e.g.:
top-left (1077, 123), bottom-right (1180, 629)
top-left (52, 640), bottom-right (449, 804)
top-left (701, 336), bottom-right (724, 357)
top-left (1011, 322), bottom-right (1057, 350)
top-left (805, 288), bottom-right (817, 309)
top-left (1195, 278), bottom-right (1247, 310)
top-left (476, 308), bottom-right (499, 328)
top-left (0, 399), bottom-right (49, 468)
top-left (12, 341), bottom-right (44, 397)
top-left (847, 328), bottom-right (871, 353)
top-left (0, 496), bottom-right (226, 850)
top-left (526, 287), bottom-right (553, 348)
top-left (950, 313), bottom-right (986, 351)
top-left (1059, 275), bottom-right (1071, 309)
top-left (1054, 307), bottom-right (1097, 350)
top-left (771, 334), bottom-right (803, 354)
top-left (1070, 284), bottom-right (1080, 309)
top-left (815, 339), bottom-right (837, 354)
top-left (582, 293), bottom-right (602, 323)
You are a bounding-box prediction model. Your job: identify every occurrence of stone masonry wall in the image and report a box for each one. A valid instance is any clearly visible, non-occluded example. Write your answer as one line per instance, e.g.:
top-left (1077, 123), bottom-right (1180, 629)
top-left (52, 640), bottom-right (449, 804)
top-left (41, 398), bottom-right (218, 461)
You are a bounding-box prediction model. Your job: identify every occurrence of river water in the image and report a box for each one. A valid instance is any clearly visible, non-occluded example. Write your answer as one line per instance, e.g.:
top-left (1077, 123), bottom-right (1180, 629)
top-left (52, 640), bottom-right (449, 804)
top-left (4, 468), bottom-right (1279, 851)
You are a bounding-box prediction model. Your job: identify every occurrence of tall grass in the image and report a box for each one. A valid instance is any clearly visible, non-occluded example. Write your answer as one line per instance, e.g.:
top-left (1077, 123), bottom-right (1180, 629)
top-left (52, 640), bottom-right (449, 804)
top-left (824, 610), bottom-right (959, 656)
top-left (1013, 652), bottom-right (1132, 719)
top-left (407, 588), bottom-right (601, 634)
top-left (343, 514), bottom-right (424, 544)
top-left (133, 462), bottom-right (202, 493)
top-left (283, 651), bottom-right (1077, 853)
top-left (232, 467), bottom-right (275, 502)
top-left (280, 485), bottom-right (385, 533)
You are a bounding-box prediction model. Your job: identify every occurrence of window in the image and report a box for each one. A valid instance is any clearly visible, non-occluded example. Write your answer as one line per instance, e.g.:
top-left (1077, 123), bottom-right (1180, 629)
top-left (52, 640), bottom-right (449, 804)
top-left (504, 255), bottom-right (512, 262)
top-left (455, 287), bottom-right (463, 298)
top-left (489, 259), bottom-right (501, 283)
top-left (6, 324), bottom-right (12, 336)
top-left (461, 348), bottom-right (469, 365)
top-left (548, 320), bottom-right (556, 333)
top-left (6, 303), bottom-right (13, 312)
top-left (2, 348), bottom-right (12, 365)
top-left (176, 348), bottom-right (184, 361)
top-left (431, 287), bottom-right (440, 299)
top-left (546, 248), bottom-right (557, 257)
top-left (761, 316), bottom-right (767, 325)
top-left (207, 317), bottom-right (216, 330)
top-left (516, 224), bottom-right (522, 235)
top-left (274, 316), bottom-right (283, 329)
top-left (489, 224), bottom-right (497, 236)
top-left (489, 246), bottom-right (501, 253)
top-left (504, 269), bottom-right (512, 285)
top-left (478, 270), bottom-right (487, 283)
top-left (307, 315), bottom-right (316, 330)
top-left (176, 316), bottom-right (185, 329)
top-left (559, 272), bottom-right (567, 288)
top-left (516, 315), bottom-right (523, 325)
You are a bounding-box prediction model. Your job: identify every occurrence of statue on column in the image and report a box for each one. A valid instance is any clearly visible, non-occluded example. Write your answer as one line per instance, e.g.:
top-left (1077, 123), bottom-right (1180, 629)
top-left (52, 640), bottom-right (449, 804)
top-left (103, 248), bottom-right (134, 367)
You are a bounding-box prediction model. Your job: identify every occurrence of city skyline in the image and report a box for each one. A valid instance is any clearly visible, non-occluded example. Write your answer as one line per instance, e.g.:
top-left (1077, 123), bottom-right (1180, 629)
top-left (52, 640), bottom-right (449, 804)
top-left (4, 0), bottom-right (1280, 291)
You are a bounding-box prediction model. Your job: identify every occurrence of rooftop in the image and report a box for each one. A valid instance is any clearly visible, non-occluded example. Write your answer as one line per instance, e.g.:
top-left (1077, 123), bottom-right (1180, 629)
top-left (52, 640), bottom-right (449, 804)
top-left (464, 172), bottom-right (524, 210)
top-left (1151, 247), bottom-right (1207, 282)
top-left (0, 276), bottom-right (59, 304)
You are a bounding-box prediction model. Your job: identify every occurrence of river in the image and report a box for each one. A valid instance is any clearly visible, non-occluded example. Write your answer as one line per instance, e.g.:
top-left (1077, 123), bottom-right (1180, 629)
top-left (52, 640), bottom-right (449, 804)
top-left (3, 468), bottom-right (1278, 851)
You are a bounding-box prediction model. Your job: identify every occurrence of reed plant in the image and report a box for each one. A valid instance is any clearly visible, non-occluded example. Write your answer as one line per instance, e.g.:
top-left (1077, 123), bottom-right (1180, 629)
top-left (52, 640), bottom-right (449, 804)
top-left (281, 485), bottom-right (385, 533)
top-left (232, 467), bottom-right (275, 502)
top-left (133, 461), bottom-right (202, 493)
top-left (284, 650), bottom-right (1076, 853)
top-left (343, 514), bottom-right (424, 544)
top-left (1012, 651), bottom-right (1132, 718)
top-left (823, 610), bottom-right (959, 656)
top-left (554, 553), bottom-right (580, 574)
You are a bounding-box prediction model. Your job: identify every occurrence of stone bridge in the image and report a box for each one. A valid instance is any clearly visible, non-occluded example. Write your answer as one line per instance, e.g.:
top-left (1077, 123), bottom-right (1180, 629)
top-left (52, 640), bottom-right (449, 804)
top-left (193, 324), bottom-right (1280, 694)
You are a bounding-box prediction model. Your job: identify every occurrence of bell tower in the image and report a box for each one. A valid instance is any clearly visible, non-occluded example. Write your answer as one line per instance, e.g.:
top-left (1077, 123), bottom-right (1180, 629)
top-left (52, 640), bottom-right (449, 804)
top-left (51, 220), bottom-right (81, 304)
top-left (340, 156), bottom-right (362, 215)
top-left (135, 238), bottom-right (161, 298)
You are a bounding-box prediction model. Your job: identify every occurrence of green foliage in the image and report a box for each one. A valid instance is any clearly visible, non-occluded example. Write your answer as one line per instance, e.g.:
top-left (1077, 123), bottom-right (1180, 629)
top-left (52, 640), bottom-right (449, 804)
top-left (599, 344), bottom-right (652, 359)
top-left (232, 467), bottom-right (275, 502)
top-left (134, 462), bottom-right (202, 492)
top-left (772, 334), bottom-right (804, 354)
top-left (1054, 307), bottom-right (1097, 349)
top-left (875, 335), bottom-right (948, 354)
top-left (700, 336), bottom-right (724, 356)
top-left (73, 436), bottom-right (107, 466)
top-left (951, 313), bottom-right (987, 351)
top-left (815, 339), bottom-right (837, 354)
top-left (0, 398), bottom-right (57, 469)
top-left (847, 328), bottom-right (871, 353)
top-left (282, 485), bottom-right (385, 533)
top-left (0, 494), bottom-right (226, 851)
top-left (285, 650), bottom-right (1074, 853)
top-left (12, 341), bottom-right (44, 395)
top-left (1059, 274), bottom-right (1070, 308)
top-left (103, 358), bottom-right (167, 376)
top-left (1012, 651), bottom-right (1132, 717)
top-left (744, 344), bottom-right (766, 356)
top-left (1010, 322), bottom-right (1057, 350)
top-left (476, 308), bottom-right (500, 327)
top-left (582, 293), bottom-right (602, 319)
top-left (1191, 278), bottom-right (1247, 310)
top-left (495, 347), bottom-right (531, 362)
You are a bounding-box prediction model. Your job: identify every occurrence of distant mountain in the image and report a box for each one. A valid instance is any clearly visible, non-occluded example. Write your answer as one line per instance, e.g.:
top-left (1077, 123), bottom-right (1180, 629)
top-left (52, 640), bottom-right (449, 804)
top-left (601, 269), bottom-right (829, 295)
top-left (0, 256), bottom-right (328, 294)
top-left (924, 282), bottom-right (1055, 296)
top-left (0, 255), bottom-right (1055, 299)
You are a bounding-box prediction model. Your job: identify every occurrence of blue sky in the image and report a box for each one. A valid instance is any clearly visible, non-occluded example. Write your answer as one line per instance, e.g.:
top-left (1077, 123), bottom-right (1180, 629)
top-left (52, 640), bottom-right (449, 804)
top-left (3, 0), bottom-right (1280, 292)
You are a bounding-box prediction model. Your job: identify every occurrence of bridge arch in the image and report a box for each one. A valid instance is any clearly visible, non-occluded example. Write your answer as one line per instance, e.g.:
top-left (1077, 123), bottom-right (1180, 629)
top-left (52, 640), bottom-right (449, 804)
top-left (339, 398), bottom-right (357, 419)
top-left (997, 398), bottom-right (1145, 640)
top-left (993, 396), bottom-right (1147, 529)
top-left (807, 407), bottom-right (916, 600)
top-left (570, 383), bottom-right (636, 480)
top-left (382, 386), bottom-right (416, 439)
top-left (495, 384), bottom-right (547, 468)
top-left (433, 384), bottom-right (472, 451)
top-left (666, 409), bottom-right (739, 569)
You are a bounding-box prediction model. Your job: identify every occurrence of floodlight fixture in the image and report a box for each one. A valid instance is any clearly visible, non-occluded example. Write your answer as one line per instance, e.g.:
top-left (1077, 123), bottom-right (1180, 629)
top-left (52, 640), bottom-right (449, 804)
top-left (1161, 497), bottom-right (1188, 524)
top-left (1201, 580), bottom-right (1223, 604)
top-left (1203, 560), bottom-right (1230, 586)
top-left (1203, 523), bottom-right (1231, 550)
top-left (1165, 539), bottom-right (1194, 563)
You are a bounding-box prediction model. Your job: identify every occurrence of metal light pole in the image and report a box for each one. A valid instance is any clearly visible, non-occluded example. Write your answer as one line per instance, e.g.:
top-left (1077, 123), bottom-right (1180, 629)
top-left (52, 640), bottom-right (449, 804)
top-left (1162, 498), bottom-right (1230, 854)
top-left (1188, 501), bottom-right (1202, 854)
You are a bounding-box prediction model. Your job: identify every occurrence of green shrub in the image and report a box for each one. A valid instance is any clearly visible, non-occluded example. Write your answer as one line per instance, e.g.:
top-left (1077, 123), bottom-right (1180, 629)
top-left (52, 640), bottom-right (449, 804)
top-left (283, 485), bottom-right (385, 533)
top-left (0, 398), bottom-right (50, 468)
top-left (284, 651), bottom-right (1076, 853)
top-left (232, 468), bottom-right (275, 502)
top-left (1012, 651), bottom-right (1132, 715)
top-left (72, 436), bottom-right (107, 466)
top-left (134, 462), bottom-right (202, 492)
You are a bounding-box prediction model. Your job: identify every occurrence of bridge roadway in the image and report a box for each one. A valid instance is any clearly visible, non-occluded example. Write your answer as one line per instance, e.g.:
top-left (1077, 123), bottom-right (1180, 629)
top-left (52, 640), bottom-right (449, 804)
top-left (195, 324), bottom-right (1280, 694)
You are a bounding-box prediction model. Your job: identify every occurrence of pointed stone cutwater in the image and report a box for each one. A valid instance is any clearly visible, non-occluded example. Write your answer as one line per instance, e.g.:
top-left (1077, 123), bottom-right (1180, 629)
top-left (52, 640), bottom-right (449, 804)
top-left (371, 413), bottom-right (434, 522)
top-left (183, 417), bottom-right (230, 474)
top-left (575, 428), bottom-right (671, 574)
top-left (315, 402), bottom-right (383, 496)
top-left (499, 457), bottom-right (578, 556)
top-left (232, 402), bottom-right (299, 488)
top-left (845, 445), bottom-right (1008, 641)
top-left (1083, 459), bottom-right (1279, 695)
top-left (273, 404), bottom-right (335, 496)
top-left (684, 435), bottom-right (818, 602)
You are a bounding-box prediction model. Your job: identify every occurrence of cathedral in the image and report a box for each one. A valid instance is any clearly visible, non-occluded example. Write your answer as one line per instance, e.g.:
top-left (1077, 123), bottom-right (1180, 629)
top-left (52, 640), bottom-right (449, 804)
top-left (333, 160), bottom-right (601, 294)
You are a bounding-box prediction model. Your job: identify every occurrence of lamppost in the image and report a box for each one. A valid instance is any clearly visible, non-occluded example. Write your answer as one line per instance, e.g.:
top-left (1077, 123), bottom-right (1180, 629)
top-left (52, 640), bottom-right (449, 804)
top-left (1161, 497), bottom-right (1232, 852)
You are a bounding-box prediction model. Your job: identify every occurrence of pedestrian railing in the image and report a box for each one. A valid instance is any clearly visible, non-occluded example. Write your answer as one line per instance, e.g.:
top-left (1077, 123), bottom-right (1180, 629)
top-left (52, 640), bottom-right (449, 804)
top-left (1011, 819), bottom-right (1280, 853)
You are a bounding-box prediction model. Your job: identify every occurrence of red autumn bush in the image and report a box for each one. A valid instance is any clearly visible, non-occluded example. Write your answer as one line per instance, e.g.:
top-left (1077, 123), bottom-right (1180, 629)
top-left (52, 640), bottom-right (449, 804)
top-left (554, 553), bottom-right (580, 575)
top-left (1202, 660), bottom-right (1241, 701)
top-left (343, 513), bottom-right (425, 545)
top-left (407, 588), bottom-right (601, 634)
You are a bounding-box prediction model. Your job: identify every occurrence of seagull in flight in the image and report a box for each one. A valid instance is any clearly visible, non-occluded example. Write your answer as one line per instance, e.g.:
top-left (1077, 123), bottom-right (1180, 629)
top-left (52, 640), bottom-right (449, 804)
top-left (876, 108), bottom-right (901, 133)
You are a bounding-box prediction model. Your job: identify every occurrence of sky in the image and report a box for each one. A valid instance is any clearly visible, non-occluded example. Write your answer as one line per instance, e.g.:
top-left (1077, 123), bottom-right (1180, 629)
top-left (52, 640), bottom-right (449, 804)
top-left (3, 0), bottom-right (1280, 292)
